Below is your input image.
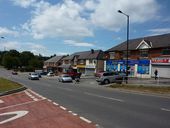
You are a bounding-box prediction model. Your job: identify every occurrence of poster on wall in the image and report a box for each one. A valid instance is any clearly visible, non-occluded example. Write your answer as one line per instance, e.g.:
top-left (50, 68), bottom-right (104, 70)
top-left (106, 60), bottom-right (118, 71)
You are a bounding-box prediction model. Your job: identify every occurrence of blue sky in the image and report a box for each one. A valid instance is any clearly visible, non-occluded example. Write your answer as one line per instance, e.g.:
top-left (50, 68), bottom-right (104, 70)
top-left (0, 0), bottom-right (170, 56)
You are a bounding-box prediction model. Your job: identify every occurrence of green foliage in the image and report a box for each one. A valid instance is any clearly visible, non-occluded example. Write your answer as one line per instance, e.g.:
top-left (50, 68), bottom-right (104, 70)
top-left (0, 49), bottom-right (45, 71)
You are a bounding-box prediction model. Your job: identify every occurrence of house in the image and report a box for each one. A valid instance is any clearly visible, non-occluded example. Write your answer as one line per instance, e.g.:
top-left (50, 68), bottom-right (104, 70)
top-left (43, 55), bottom-right (65, 75)
top-left (60, 49), bottom-right (105, 76)
top-left (106, 33), bottom-right (170, 78)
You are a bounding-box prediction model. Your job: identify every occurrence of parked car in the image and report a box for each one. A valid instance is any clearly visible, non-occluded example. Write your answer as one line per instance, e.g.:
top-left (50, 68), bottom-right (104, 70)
top-left (40, 72), bottom-right (48, 75)
top-left (96, 71), bottom-right (123, 85)
top-left (12, 70), bottom-right (18, 75)
top-left (28, 73), bottom-right (39, 80)
top-left (58, 74), bottom-right (73, 83)
top-left (47, 72), bottom-right (54, 77)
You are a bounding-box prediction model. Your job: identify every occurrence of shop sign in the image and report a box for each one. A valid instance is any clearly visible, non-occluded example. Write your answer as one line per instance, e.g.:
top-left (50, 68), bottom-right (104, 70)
top-left (152, 58), bottom-right (170, 64)
top-left (85, 65), bottom-right (95, 68)
top-left (76, 65), bottom-right (85, 68)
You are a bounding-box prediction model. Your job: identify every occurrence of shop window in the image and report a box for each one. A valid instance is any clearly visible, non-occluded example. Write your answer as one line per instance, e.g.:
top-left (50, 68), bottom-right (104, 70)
top-left (162, 49), bottom-right (170, 55)
top-left (137, 65), bottom-right (149, 74)
top-left (140, 50), bottom-right (148, 57)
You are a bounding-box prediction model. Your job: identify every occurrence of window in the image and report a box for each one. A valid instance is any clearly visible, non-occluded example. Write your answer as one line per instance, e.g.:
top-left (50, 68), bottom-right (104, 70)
top-left (89, 59), bottom-right (93, 64)
top-left (140, 50), bottom-right (148, 57)
top-left (162, 49), bottom-right (170, 55)
top-left (79, 59), bottom-right (85, 64)
top-left (109, 52), bottom-right (115, 59)
top-left (123, 51), bottom-right (130, 58)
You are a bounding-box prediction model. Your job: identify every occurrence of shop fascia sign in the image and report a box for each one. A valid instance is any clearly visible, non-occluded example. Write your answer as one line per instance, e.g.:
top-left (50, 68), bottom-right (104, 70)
top-left (85, 65), bottom-right (96, 68)
top-left (152, 58), bottom-right (170, 64)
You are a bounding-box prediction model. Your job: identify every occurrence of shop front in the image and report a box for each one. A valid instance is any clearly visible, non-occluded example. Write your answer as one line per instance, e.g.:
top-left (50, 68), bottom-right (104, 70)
top-left (85, 65), bottom-right (96, 76)
top-left (76, 65), bottom-right (85, 74)
top-left (106, 59), bottom-right (150, 78)
top-left (151, 58), bottom-right (170, 78)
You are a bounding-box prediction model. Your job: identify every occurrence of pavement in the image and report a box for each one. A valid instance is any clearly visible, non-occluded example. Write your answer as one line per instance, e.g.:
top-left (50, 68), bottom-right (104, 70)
top-left (0, 89), bottom-right (97, 128)
top-left (126, 77), bottom-right (170, 86)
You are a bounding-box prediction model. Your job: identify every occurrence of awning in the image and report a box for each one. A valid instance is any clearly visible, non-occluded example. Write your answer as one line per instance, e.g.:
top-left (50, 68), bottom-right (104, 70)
top-left (76, 65), bottom-right (85, 68)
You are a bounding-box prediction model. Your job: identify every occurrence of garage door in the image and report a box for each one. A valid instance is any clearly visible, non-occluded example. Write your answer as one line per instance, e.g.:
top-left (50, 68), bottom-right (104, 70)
top-left (85, 68), bottom-right (95, 76)
top-left (152, 65), bottom-right (170, 78)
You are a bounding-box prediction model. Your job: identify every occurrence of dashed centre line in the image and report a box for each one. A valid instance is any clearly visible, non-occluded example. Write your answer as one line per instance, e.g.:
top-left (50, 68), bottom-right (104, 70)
top-left (84, 92), bottom-right (124, 102)
top-left (161, 108), bottom-right (170, 112)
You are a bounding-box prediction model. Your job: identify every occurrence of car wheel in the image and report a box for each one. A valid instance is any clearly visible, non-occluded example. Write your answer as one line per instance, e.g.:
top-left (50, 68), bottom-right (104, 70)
top-left (104, 79), bottom-right (110, 84)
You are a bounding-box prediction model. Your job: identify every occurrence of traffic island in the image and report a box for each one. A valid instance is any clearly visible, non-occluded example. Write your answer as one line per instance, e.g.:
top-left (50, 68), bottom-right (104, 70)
top-left (0, 77), bottom-right (27, 96)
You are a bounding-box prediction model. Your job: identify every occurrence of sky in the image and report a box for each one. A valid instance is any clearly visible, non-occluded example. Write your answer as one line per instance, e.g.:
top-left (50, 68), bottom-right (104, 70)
top-left (0, 0), bottom-right (170, 56)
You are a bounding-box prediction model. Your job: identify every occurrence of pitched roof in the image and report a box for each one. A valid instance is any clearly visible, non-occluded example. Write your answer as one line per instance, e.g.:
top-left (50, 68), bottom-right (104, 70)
top-left (62, 50), bottom-right (103, 60)
top-left (107, 33), bottom-right (170, 52)
top-left (45, 56), bottom-right (64, 63)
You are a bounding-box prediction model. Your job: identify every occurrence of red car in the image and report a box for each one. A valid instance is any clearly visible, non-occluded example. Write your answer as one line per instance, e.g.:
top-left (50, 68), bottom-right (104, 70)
top-left (65, 72), bottom-right (81, 79)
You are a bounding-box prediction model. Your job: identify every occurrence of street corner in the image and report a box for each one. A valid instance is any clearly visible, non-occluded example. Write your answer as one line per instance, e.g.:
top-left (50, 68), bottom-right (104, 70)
top-left (0, 90), bottom-right (97, 128)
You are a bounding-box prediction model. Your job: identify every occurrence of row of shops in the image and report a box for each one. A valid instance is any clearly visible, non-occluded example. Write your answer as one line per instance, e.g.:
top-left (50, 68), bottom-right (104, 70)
top-left (105, 57), bottom-right (170, 78)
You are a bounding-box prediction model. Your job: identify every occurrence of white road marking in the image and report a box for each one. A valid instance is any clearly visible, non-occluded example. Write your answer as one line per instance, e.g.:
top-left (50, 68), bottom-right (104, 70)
top-left (48, 99), bottom-right (52, 102)
top-left (0, 99), bottom-right (4, 103)
top-left (0, 111), bottom-right (29, 124)
top-left (53, 102), bottom-right (59, 106)
top-left (85, 92), bottom-right (124, 102)
top-left (80, 117), bottom-right (92, 123)
top-left (0, 99), bottom-right (44, 110)
top-left (60, 106), bottom-right (67, 110)
top-left (161, 108), bottom-right (170, 112)
top-left (72, 113), bottom-right (78, 116)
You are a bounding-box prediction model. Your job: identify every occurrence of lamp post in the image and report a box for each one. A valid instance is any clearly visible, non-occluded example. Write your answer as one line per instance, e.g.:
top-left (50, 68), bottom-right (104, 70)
top-left (0, 36), bottom-right (5, 51)
top-left (118, 10), bottom-right (129, 84)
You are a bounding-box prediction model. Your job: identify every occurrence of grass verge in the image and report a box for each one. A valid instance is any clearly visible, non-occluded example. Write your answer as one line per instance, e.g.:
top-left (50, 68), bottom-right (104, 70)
top-left (0, 77), bottom-right (23, 93)
top-left (110, 84), bottom-right (170, 94)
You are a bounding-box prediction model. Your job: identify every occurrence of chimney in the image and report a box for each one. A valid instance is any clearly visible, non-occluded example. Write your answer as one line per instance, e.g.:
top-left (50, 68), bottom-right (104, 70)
top-left (91, 49), bottom-right (94, 54)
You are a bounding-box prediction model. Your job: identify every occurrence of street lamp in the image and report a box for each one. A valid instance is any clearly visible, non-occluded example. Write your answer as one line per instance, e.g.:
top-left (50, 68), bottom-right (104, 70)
top-left (118, 10), bottom-right (129, 84)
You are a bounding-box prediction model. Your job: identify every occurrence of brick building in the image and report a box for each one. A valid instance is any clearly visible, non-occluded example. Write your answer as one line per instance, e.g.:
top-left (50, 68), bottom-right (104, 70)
top-left (106, 33), bottom-right (170, 78)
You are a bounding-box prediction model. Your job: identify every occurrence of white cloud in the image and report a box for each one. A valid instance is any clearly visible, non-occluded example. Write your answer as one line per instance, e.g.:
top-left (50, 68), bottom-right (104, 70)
top-left (15, 0), bottom-right (160, 39)
top-left (0, 40), bottom-right (47, 55)
top-left (11, 0), bottom-right (36, 8)
top-left (0, 41), bottom-right (21, 51)
top-left (148, 28), bottom-right (170, 35)
top-left (0, 27), bottom-right (18, 36)
top-left (23, 0), bottom-right (93, 39)
top-left (90, 0), bottom-right (159, 31)
top-left (64, 40), bottom-right (94, 47)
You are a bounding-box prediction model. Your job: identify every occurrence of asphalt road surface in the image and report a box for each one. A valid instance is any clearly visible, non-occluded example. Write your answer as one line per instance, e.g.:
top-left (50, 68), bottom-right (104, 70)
top-left (0, 68), bottom-right (170, 128)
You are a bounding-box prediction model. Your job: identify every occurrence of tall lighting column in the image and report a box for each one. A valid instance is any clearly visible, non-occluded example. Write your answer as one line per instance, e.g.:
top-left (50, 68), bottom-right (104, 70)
top-left (118, 10), bottom-right (129, 84)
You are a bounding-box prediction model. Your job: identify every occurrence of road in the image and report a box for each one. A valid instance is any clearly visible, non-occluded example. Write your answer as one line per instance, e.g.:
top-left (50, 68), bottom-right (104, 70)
top-left (0, 68), bottom-right (170, 128)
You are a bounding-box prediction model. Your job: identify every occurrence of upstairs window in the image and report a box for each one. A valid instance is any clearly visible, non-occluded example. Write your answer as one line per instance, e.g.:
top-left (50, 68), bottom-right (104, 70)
top-left (89, 59), bottom-right (93, 64)
top-left (140, 50), bottom-right (148, 57)
top-left (123, 51), bottom-right (130, 58)
top-left (162, 49), bottom-right (170, 55)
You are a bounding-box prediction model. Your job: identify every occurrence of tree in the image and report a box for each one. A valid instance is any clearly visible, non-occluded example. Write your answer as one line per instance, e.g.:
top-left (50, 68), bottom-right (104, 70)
top-left (29, 57), bottom-right (43, 69)
top-left (2, 51), bottom-right (20, 69)
top-left (20, 51), bottom-right (34, 67)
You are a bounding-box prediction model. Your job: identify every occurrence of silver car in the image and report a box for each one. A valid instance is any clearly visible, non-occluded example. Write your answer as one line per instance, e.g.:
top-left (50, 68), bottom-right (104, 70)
top-left (58, 74), bottom-right (73, 83)
top-left (28, 73), bottom-right (39, 80)
top-left (96, 72), bottom-right (123, 84)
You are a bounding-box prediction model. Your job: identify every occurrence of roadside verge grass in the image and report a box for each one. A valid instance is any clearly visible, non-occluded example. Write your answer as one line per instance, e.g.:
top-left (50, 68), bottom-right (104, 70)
top-left (0, 77), bottom-right (23, 93)
top-left (110, 84), bottom-right (170, 94)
